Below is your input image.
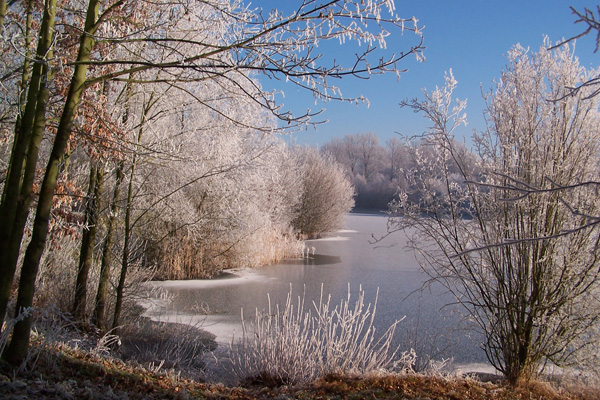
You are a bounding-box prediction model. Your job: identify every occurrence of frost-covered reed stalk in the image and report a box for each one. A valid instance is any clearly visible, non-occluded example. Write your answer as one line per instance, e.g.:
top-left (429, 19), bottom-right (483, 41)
top-left (230, 285), bottom-right (415, 385)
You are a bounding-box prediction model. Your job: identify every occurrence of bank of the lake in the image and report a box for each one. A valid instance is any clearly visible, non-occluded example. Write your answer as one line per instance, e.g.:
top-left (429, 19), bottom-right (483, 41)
top-left (143, 213), bottom-right (492, 377)
top-left (2, 215), bottom-right (596, 399)
top-left (3, 341), bottom-right (593, 400)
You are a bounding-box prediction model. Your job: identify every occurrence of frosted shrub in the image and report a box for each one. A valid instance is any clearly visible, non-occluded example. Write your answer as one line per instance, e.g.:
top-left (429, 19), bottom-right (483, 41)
top-left (391, 41), bottom-right (600, 384)
top-left (230, 285), bottom-right (415, 386)
top-left (292, 146), bottom-right (355, 239)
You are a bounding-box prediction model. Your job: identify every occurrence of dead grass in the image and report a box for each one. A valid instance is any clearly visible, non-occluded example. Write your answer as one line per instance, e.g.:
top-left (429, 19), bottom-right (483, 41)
top-left (306, 373), bottom-right (600, 400)
top-left (1, 285), bottom-right (598, 399)
top-left (1, 341), bottom-right (598, 399)
top-left (153, 226), bottom-right (303, 280)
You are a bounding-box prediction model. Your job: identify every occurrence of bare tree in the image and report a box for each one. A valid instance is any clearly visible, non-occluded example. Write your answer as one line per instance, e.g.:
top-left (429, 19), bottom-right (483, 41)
top-left (321, 137), bottom-right (356, 177)
top-left (386, 137), bottom-right (404, 182)
top-left (389, 41), bottom-right (600, 385)
top-left (354, 132), bottom-right (384, 180)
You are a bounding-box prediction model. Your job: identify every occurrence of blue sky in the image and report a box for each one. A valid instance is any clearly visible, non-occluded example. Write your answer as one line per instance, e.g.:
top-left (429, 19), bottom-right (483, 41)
top-left (256, 1), bottom-right (599, 148)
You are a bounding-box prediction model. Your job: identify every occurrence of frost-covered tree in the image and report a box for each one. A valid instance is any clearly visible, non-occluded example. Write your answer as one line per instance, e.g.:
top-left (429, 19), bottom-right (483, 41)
top-left (386, 137), bottom-right (410, 182)
top-left (322, 133), bottom-right (412, 209)
top-left (292, 146), bottom-right (354, 238)
top-left (321, 136), bottom-right (357, 177)
top-left (354, 133), bottom-right (385, 180)
top-left (389, 42), bottom-right (600, 384)
top-left (0, 0), bottom-right (424, 363)
top-left (102, 73), bottom-right (304, 325)
top-left (130, 78), bottom-right (303, 279)
top-left (322, 133), bottom-right (386, 180)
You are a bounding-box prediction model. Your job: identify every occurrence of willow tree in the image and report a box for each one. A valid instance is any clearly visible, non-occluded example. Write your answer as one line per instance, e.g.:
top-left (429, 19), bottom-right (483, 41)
top-left (390, 42), bottom-right (600, 384)
top-left (1, 0), bottom-right (424, 364)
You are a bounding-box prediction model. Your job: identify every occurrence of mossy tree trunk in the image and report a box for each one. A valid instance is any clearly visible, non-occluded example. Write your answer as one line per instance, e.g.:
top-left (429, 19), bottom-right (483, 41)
top-left (0, 0), bottom-right (55, 330)
top-left (92, 162), bottom-right (124, 330)
top-left (0, 0), bottom-right (6, 29)
top-left (73, 163), bottom-right (104, 322)
top-left (3, 0), bottom-right (102, 365)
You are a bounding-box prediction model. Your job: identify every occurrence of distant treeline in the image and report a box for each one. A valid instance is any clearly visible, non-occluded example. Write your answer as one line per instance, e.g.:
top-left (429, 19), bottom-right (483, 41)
top-left (321, 133), bottom-right (477, 211)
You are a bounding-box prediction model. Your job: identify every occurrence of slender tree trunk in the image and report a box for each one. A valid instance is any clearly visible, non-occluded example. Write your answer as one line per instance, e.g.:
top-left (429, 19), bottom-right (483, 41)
top-left (112, 168), bottom-right (133, 330)
top-left (11, 0), bottom-right (35, 141)
top-left (112, 93), bottom-right (154, 330)
top-left (95, 79), bottom-right (131, 330)
top-left (92, 162), bottom-right (124, 330)
top-left (0, 0), bottom-right (55, 329)
top-left (112, 156), bottom-right (137, 330)
top-left (73, 163), bottom-right (104, 322)
top-left (3, 0), bottom-right (101, 365)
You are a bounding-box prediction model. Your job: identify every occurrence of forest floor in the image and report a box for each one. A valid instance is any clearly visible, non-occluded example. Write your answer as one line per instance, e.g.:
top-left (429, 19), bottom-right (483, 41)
top-left (0, 328), bottom-right (599, 400)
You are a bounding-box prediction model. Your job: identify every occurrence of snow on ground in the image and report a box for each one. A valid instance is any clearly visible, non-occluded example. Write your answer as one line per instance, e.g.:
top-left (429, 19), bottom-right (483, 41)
top-left (311, 235), bottom-right (351, 241)
top-left (141, 269), bottom-right (263, 344)
top-left (145, 268), bottom-right (273, 290)
top-left (335, 229), bottom-right (358, 234)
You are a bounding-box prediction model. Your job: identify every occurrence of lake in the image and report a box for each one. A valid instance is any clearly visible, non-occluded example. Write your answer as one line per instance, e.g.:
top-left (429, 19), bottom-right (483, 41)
top-left (142, 212), bottom-right (490, 373)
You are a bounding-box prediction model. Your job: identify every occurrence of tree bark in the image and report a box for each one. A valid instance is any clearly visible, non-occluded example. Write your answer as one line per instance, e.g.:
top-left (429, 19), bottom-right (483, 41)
top-left (92, 162), bottom-right (124, 330)
top-left (0, 0), bottom-right (55, 330)
top-left (0, 0), bottom-right (6, 29)
top-left (112, 151), bottom-right (137, 330)
top-left (112, 167), bottom-right (133, 330)
top-left (3, 0), bottom-right (101, 365)
top-left (73, 163), bottom-right (104, 322)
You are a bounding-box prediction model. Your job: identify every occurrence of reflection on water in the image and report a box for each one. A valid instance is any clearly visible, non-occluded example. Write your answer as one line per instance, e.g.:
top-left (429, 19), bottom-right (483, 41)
top-left (143, 213), bottom-right (488, 370)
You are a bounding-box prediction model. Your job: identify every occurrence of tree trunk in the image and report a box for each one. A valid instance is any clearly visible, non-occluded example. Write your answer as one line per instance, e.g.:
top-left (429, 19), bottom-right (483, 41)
top-left (12, 0), bottom-right (35, 138)
top-left (0, 0), bottom-right (6, 29)
top-left (94, 79), bottom-right (131, 330)
top-left (111, 158), bottom-right (136, 330)
top-left (92, 162), bottom-right (124, 330)
top-left (3, 0), bottom-right (101, 366)
top-left (112, 92), bottom-right (153, 330)
top-left (3, 45), bottom-right (56, 326)
top-left (73, 163), bottom-right (104, 322)
top-left (0, 0), bottom-right (55, 330)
